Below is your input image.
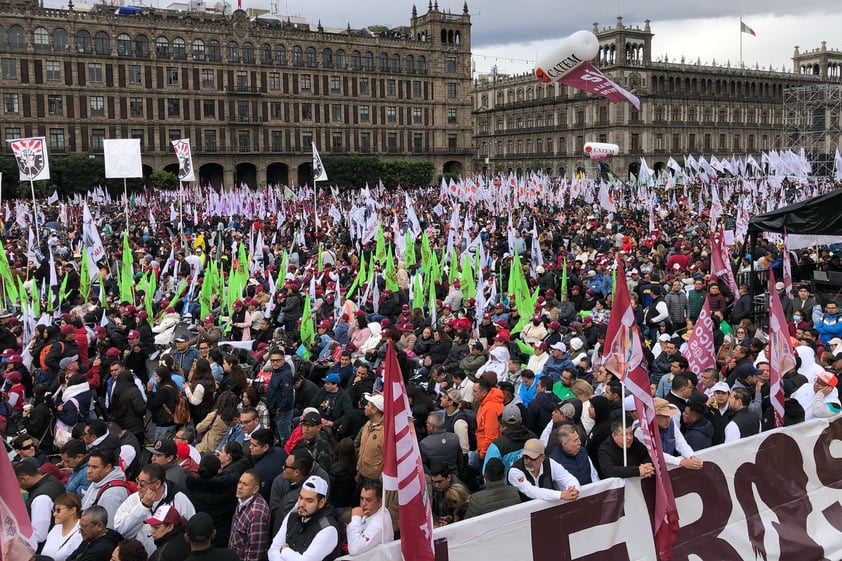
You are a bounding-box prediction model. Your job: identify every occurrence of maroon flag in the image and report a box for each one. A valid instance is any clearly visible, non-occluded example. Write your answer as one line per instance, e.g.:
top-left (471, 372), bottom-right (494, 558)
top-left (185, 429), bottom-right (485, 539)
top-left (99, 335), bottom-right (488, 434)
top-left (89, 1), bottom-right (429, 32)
top-left (710, 229), bottom-right (739, 297)
top-left (768, 269), bottom-right (794, 428)
top-left (0, 441), bottom-right (36, 559)
top-left (686, 297), bottom-right (716, 389)
top-left (603, 259), bottom-right (679, 561)
top-left (382, 340), bottom-right (435, 561)
top-left (557, 62), bottom-right (640, 108)
top-left (782, 228), bottom-right (793, 298)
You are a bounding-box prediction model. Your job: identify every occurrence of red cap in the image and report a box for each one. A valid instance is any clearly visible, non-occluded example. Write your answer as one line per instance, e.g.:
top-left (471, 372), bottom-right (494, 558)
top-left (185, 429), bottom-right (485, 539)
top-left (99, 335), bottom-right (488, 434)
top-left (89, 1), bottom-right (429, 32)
top-left (125, 305), bottom-right (137, 314)
top-left (105, 347), bottom-right (121, 358)
top-left (60, 325), bottom-right (75, 336)
top-left (317, 320), bottom-right (331, 329)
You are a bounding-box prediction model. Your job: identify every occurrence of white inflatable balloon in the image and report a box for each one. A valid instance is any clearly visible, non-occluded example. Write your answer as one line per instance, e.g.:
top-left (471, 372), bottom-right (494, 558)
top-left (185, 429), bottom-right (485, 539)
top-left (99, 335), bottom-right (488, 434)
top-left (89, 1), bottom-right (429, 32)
top-left (584, 142), bottom-right (620, 159)
top-left (535, 30), bottom-right (600, 83)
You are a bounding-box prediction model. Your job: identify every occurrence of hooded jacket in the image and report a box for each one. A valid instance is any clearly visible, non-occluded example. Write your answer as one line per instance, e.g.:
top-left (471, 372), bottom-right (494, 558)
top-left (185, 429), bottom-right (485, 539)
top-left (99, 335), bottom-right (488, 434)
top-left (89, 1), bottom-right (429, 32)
top-left (81, 467), bottom-right (129, 528)
top-left (66, 528), bottom-right (123, 561)
top-left (476, 387), bottom-right (505, 458)
top-left (526, 391), bottom-right (560, 435)
top-left (585, 396), bottom-right (613, 468)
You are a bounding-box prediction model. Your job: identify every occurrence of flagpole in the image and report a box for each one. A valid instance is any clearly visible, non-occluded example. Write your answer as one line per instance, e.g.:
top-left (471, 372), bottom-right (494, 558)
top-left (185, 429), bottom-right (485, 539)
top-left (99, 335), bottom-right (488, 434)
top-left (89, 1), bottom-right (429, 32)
top-left (621, 371), bottom-right (628, 467)
top-left (30, 179), bottom-right (40, 246)
top-left (123, 177), bottom-right (130, 232)
top-left (739, 17), bottom-right (743, 68)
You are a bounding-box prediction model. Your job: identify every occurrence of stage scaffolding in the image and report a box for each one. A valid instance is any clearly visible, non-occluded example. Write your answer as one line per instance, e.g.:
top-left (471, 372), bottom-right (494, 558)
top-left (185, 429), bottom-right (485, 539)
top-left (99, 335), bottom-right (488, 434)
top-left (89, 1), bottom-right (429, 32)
top-left (778, 83), bottom-right (842, 177)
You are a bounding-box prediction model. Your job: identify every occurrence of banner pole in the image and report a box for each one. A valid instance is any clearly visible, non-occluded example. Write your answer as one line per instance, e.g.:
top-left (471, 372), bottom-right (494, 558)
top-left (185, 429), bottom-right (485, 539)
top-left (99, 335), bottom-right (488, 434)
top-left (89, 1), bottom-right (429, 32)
top-left (30, 179), bottom-right (40, 246)
top-left (621, 376), bottom-right (627, 467)
top-left (124, 177), bottom-right (129, 232)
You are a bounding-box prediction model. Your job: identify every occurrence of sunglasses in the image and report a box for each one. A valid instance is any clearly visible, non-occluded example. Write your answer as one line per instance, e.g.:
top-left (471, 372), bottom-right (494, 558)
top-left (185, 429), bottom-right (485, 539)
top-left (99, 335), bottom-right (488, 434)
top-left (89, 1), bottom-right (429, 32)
top-left (15, 444), bottom-right (34, 451)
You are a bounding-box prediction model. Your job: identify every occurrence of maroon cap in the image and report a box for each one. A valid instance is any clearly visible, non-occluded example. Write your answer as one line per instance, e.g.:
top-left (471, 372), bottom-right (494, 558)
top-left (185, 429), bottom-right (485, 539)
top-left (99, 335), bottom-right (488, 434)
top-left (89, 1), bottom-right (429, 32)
top-left (317, 320), bottom-right (331, 329)
top-left (60, 325), bottom-right (75, 336)
top-left (128, 330), bottom-right (140, 339)
top-left (105, 347), bottom-right (121, 358)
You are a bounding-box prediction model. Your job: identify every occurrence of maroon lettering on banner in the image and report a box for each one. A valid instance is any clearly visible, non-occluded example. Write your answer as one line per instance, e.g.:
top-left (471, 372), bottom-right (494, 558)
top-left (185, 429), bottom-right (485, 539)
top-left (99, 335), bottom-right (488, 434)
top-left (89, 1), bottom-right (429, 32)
top-left (734, 433), bottom-right (827, 561)
top-left (669, 462), bottom-right (742, 561)
top-left (530, 488), bottom-right (630, 561)
top-left (813, 416), bottom-right (842, 489)
top-left (434, 538), bottom-right (449, 561)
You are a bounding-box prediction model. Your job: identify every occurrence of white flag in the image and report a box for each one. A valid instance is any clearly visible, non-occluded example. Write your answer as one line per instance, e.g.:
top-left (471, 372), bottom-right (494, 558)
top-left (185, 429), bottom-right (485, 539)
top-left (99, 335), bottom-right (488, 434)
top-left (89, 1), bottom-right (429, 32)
top-left (82, 203), bottom-right (106, 263)
top-left (47, 190), bottom-right (59, 204)
top-left (171, 139), bottom-right (196, 182)
top-left (8, 137), bottom-right (50, 181)
top-left (312, 143), bottom-right (328, 182)
top-left (104, 138), bottom-right (143, 178)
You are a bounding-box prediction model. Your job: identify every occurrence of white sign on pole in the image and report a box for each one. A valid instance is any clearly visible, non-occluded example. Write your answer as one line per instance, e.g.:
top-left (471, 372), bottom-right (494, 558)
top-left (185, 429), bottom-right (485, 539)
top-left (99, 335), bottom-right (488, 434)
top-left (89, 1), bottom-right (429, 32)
top-left (103, 139), bottom-right (143, 178)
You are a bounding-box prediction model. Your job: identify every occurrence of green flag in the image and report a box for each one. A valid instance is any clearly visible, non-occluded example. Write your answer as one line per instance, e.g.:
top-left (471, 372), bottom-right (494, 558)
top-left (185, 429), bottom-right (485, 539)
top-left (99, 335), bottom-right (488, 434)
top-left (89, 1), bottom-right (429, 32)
top-left (561, 258), bottom-right (568, 297)
top-left (347, 254), bottom-right (366, 299)
top-left (448, 249), bottom-right (459, 284)
top-left (200, 262), bottom-right (215, 320)
top-left (0, 240), bottom-right (19, 304)
top-left (58, 272), bottom-right (70, 306)
top-left (120, 232), bottom-right (134, 304)
top-left (32, 280), bottom-right (41, 317)
top-left (459, 251), bottom-right (476, 300)
top-left (144, 270), bottom-right (156, 325)
top-left (300, 293), bottom-right (314, 346)
top-left (317, 245), bottom-right (323, 273)
top-left (384, 247), bottom-right (399, 292)
top-left (374, 224), bottom-right (386, 265)
top-left (515, 339), bottom-right (535, 356)
top-left (80, 251), bottom-right (91, 301)
top-left (412, 272), bottom-right (425, 313)
top-left (404, 231), bottom-right (416, 267)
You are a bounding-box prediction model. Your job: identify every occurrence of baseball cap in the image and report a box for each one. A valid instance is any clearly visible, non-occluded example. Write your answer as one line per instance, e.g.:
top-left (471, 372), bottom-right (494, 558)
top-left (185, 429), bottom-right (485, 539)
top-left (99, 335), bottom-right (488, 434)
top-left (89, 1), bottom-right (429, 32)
top-left (323, 373), bottom-right (341, 384)
top-left (501, 403), bottom-right (522, 425)
top-left (363, 392), bottom-right (384, 411)
top-left (533, 341), bottom-right (548, 351)
top-left (658, 333), bottom-right (671, 342)
top-left (105, 347), bottom-right (121, 359)
top-left (829, 337), bottom-right (842, 349)
top-left (522, 438), bottom-right (545, 459)
top-left (302, 475), bottom-right (329, 496)
top-left (144, 504), bottom-right (181, 526)
top-left (186, 512), bottom-right (215, 542)
top-left (146, 439), bottom-right (177, 458)
top-left (60, 325), bottom-right (75, 336)
top-left (174, 335), bottom-right (189, 343)
top-left (301, 411), bottom-right (322, 425)
top-left (128, 330), bottom-right (140, 339)
top-left (550, 342), bottom-right (567, 353)
top-left (570, 337), bottom-right (584, 351)
top-left (59, 356), bottom-right (79, 370)
top-left (817, 371), bottom-right (839, 388)
top-left (554, 402), bottom-right (576, 418)
top-left (711, 381), bottom-right (731, 394)
top-left (446, 389), bottom-right (463, 403)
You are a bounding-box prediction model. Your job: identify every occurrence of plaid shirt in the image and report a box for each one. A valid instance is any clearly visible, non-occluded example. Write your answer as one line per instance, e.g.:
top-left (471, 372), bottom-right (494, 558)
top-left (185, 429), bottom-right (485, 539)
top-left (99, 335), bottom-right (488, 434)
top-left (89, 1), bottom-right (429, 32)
top-left (229, 493), bottom-right (271, 561)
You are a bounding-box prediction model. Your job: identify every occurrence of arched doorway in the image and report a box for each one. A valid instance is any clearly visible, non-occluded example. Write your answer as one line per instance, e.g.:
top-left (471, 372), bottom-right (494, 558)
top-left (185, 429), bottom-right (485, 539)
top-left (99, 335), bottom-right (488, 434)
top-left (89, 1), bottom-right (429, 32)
top-left (267, 163), bottom-right (290, 186)
top-left (142, 164), bottom-right (154, 186)
top-left (654, 161), bottom-right (666, 179)
top-left (443, 160), bottom-right (462, 176)
top-left (163, 163), bottom-right (180, 178)
top-left (236, 162), bottom-right (257, 188)
top-left (628, 161), bottom-right (640, 181)
top-left (557, 166), bottom-right (566, 178)
top-left (297, 162), bottom-right (313, 187)
top-left (199, 163), bottom-right (224, 188)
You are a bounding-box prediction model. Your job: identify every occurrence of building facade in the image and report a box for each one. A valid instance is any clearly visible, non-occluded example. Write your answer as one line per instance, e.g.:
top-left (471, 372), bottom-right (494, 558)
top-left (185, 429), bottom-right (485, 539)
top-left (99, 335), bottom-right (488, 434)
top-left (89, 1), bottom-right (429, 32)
top-left (0, 0), bottom-right (473, 187)
top-left (473, 18), bottom-right (842, 179)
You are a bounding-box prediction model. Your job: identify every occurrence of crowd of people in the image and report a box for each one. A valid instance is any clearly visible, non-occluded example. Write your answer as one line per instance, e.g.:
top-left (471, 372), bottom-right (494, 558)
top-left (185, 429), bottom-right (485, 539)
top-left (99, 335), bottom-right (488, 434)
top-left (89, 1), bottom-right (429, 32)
top-left (2, 178), bottom-right (842, 561)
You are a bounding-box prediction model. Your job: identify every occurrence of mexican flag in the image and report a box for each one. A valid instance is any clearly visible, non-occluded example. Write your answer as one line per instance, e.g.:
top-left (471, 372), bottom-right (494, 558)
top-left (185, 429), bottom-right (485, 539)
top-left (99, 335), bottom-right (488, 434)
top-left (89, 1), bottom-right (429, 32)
top-left (741, 21), bottom-right (756, 36)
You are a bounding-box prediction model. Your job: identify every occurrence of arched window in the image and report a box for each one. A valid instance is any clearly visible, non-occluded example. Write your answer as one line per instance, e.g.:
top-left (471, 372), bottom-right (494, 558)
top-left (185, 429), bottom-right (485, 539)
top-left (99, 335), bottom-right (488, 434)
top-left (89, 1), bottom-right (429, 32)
top-left (134, 34), bottom-right (149, 57)
top-left (379, 53), bottom-right (389, 72)
top-left (275, 45), bottom-right (286, 65)
top-left (242, 42), bottom-right (254, 63)
top-left (34, 27), bottom-right (50, 51)
top-left (9, 25), bottom-right (25, 50)
top-left (351, 50), bottom-right (361, 70)
top-left (53, 28), bottom-right (69, 53)
top-left (363, 52), bottom-right (374, 71)
top-left (417, 55), bottom-right (426, 74)
top-left (208, 40), bottom-right (221, 62)
top-left (227, 41), bottom-right (239, 62)
top-left (292, 46), bottom-right (303, 66)
top-left (192, 39), bottom-right (205, 61)
top-left (76, 30), bottom-right (92, 54)
top-left (405, 54), bottom-right (415, 73)
top-left (260, 43), bottom-right (271, 64)
top-left (156, 36), bottom-right (169, 58)
top-left (94, 31), bottom-right (110, 55)
top-left (392, 54), bottom-right (401, 73)
top-left (335, 49), bottom-right (346, 69)
top-left (117, 33), bottom-right (131, 56)
top-left (172, 37), bottom-right (186, 59)
top-left (305, 47), bottom-right (316, 66)
top-left (322, 48), bottom-right (333, 68)
top-left (0, 27), bottom-right (5, 50)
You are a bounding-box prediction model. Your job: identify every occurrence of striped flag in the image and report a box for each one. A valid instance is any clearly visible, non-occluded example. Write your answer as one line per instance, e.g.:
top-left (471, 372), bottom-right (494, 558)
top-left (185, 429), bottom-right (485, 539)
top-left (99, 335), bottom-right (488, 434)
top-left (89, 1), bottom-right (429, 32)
top-left (0, 438), bottom-right (35, 557)
top-left (382, 340), bottom-right (435, 561)
top-left (768, 269), bottom-right (794, 428)
top-left (740, 20), bottom-right (756, 36)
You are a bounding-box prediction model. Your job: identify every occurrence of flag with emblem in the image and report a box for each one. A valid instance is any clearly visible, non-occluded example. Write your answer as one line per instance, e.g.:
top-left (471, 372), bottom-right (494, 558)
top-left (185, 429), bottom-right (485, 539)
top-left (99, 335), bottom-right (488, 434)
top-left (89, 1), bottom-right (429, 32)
top-left (312, 142), bottom-right (328, 182)
top-left (171, 139), bottom-right (196, 182)
top-left (9, 137), bottom-right (50, 181)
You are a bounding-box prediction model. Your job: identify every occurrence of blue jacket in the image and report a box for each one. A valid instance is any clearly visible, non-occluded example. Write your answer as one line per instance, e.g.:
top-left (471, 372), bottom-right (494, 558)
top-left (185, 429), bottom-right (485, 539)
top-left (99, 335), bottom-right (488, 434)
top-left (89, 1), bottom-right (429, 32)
top-left (65, 460), bottom-right (91, 496)
top-left (266, 363), bottom-right (294, 413)
top-left (817, 312), bottom-right (842, 345)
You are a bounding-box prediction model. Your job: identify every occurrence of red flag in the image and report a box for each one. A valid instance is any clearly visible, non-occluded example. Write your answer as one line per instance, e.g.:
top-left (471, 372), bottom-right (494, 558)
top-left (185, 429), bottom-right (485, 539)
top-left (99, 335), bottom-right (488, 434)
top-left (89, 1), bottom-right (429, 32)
top-left (0, 443), bottom-right (36, 559)
top-left (768, 269), bottom-right (794, 428)
top-left (686, 297), bottom-right (717, 389)
top-left (382, 340), bottom-right (435, 561)
top-left (602, 259), bottom-right (679, 561)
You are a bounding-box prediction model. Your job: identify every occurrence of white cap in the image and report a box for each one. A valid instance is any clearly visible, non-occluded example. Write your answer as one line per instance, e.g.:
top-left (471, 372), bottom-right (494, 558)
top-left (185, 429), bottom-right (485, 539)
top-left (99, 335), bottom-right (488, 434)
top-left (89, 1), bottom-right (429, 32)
top-left (550, 342), bottom-right (567, 353)
top-left (302, 475), bottom-right (329, 496)
top-left (363, 392), bottom-right (384, 412)
top-left (658, 333), bottom-right (672, 342)
top-left (829, 337), bottom-right (842, 348)
top-left (711, 381), bottom-right (730, 393)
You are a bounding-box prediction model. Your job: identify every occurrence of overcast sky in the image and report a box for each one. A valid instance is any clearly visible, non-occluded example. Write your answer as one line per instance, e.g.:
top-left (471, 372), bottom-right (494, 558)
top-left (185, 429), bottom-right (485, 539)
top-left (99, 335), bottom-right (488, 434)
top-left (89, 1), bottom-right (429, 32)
top-left (61, 0), bottom-right (842, 76)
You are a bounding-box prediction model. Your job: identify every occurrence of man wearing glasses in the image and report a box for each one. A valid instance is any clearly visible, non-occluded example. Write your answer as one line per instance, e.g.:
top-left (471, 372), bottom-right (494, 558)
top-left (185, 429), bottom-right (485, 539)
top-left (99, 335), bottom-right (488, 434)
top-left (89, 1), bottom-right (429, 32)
top-left (12, 434), bottom-right (48, 467)
top-left (270, 449), bottom-right (331, 534)
top-left (238, 407), bottom-right (262, 444)
top-left (811, 371), bottom-right (841, 418)
top-left (66, 506), bottom-right (121, 561)
top-left (112, 463), bottom-right (196, 555)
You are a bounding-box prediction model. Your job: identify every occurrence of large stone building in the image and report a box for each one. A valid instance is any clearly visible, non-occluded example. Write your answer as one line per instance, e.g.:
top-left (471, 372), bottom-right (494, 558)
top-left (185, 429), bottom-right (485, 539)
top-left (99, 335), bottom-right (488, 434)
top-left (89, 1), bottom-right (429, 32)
top-left (473, 18), bottom-right (842, 179)
top-left (0, 0), bottom-right (473, 186)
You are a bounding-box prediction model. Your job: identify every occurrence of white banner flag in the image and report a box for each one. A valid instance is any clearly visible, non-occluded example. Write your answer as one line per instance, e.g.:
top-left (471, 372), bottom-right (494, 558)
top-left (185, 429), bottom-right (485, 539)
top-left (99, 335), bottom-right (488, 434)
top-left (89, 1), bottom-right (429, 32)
top-left (82, 202), bottom-right (106, 264)
top-left (312, 142), bottom-right (328, 182)
top-left (104, 138), bottom-right (143, 178)
top-left (8, 137), bottom-right (50, 181)
top-left (171, 139), bottom-right (196, 182)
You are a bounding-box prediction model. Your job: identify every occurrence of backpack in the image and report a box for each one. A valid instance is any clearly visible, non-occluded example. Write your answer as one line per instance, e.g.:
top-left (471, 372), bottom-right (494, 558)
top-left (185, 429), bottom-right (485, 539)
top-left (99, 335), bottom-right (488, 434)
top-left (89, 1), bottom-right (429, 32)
top-left (94, 480), bottom-right (137, 504)
top-left (172, 392), bottom-right (191, 424)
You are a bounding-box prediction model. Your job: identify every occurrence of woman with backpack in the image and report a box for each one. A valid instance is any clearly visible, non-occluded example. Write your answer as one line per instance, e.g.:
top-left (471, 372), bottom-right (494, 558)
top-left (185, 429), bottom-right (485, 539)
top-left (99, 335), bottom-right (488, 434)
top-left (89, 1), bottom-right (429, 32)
top-left (147, 366), bottom-right (179, 439)
top-left (53, 371), bottom-right (93, 447)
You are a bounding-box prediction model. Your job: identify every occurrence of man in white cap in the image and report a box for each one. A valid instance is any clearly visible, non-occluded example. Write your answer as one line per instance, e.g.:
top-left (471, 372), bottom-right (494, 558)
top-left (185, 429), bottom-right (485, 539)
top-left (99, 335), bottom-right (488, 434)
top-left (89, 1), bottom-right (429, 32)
top-left (268, 475), bottom-right (342, 561)
top-left (507, 438), bottom-right (580, 503)
top-left (357, 393), bottom-right (385, 482)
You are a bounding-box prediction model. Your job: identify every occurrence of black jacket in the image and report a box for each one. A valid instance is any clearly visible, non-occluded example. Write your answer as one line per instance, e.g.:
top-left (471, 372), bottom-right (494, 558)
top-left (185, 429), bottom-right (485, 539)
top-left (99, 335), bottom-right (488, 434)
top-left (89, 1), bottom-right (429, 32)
top-left (150, 525), bottom-right (191, 561)
top-left (598, 436), bottom-right (652, 479)
top-left (67, 528), bottom-right (123, 561)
